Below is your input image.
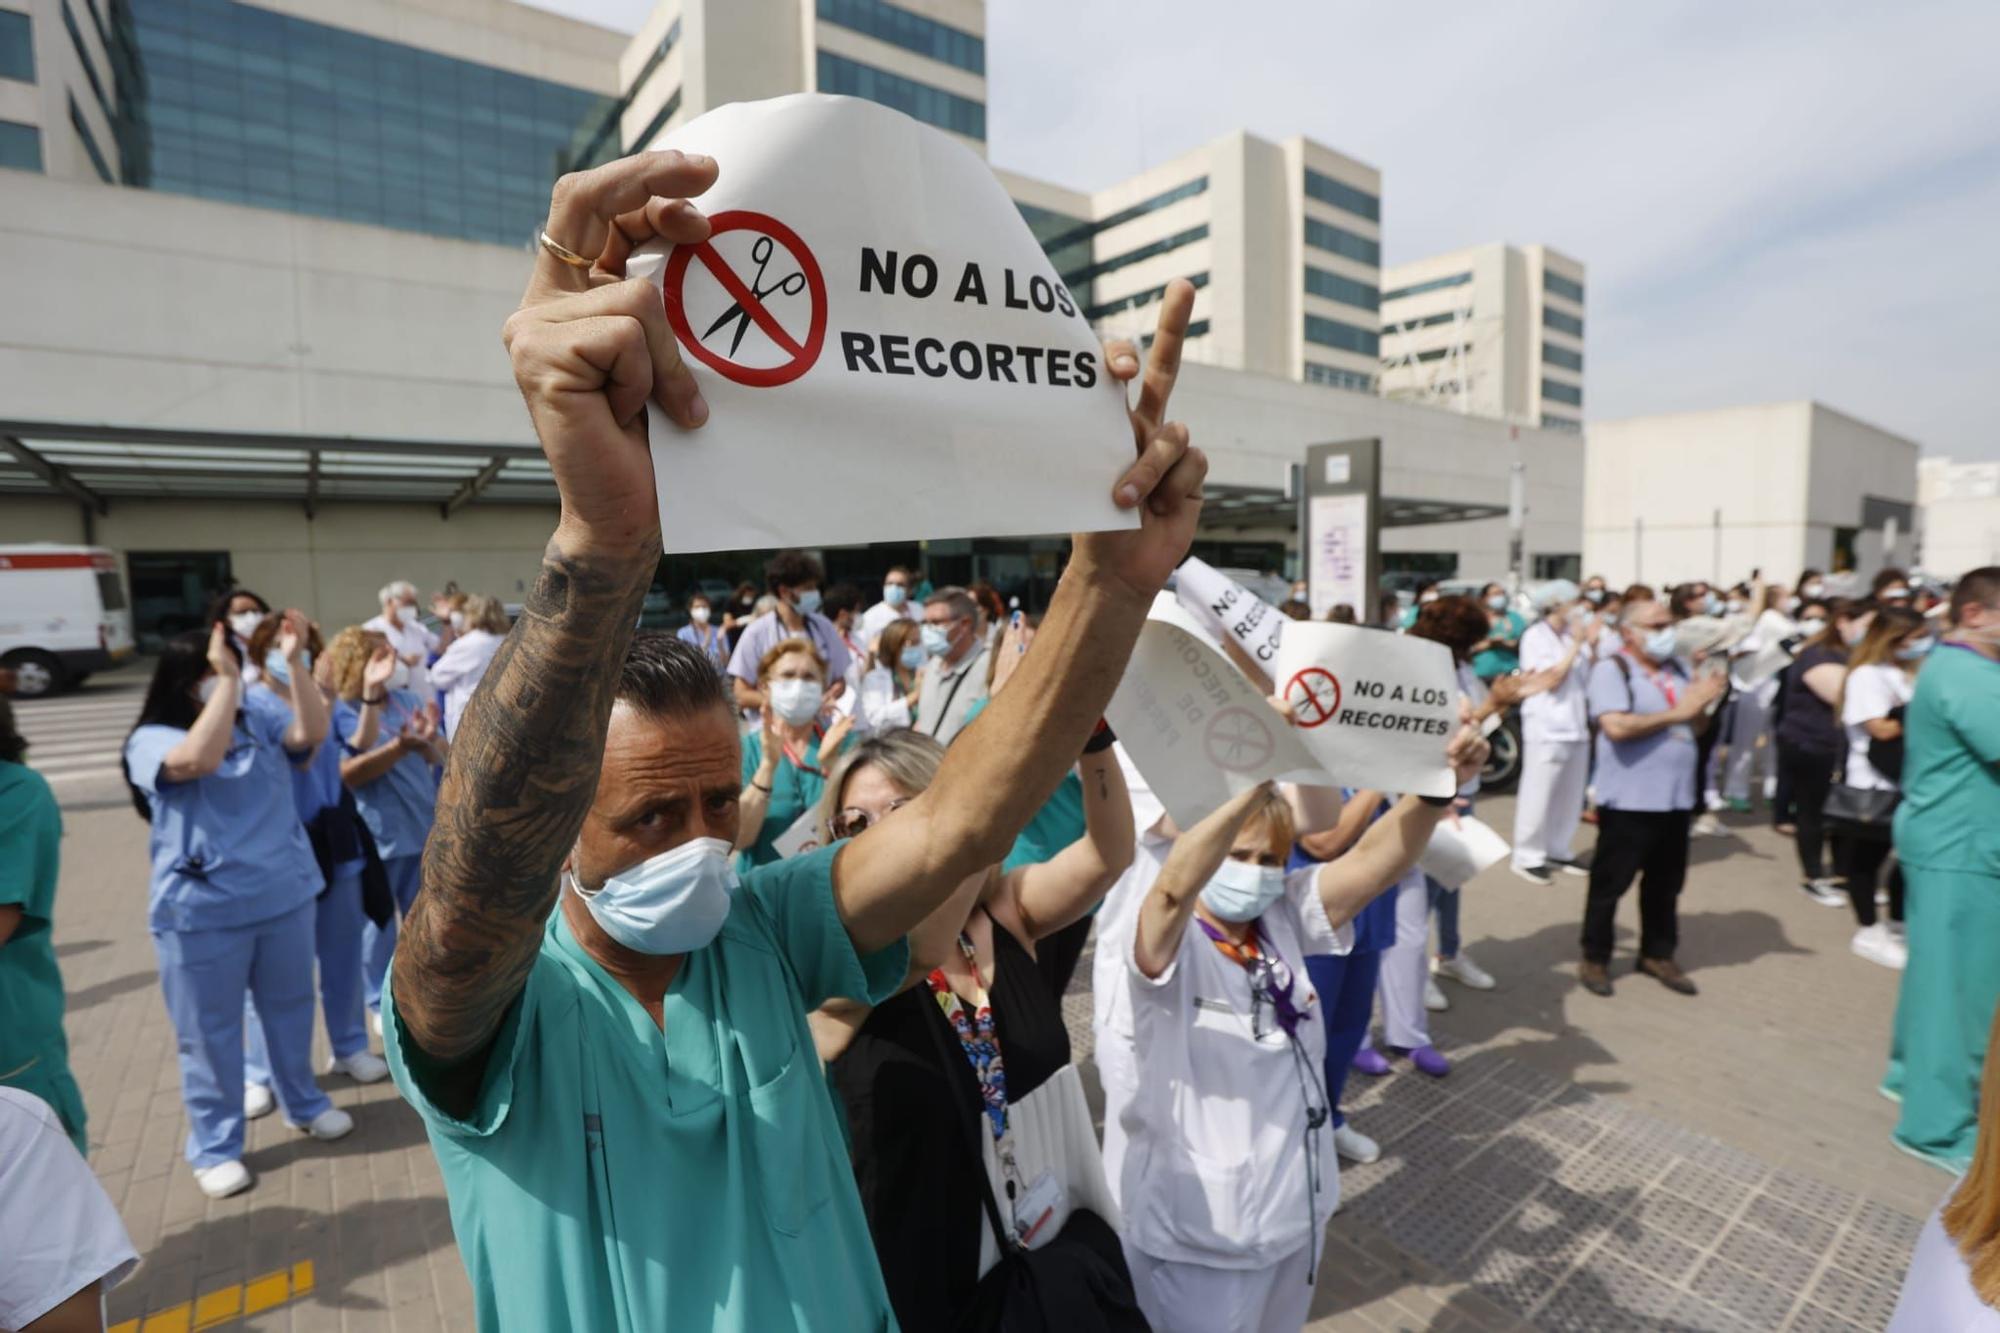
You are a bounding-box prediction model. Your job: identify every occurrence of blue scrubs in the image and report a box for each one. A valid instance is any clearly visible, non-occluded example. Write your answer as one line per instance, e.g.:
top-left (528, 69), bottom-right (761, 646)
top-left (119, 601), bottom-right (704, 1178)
top-left (336, 692), bottom-right (437, 1018)
top-left (1295, 798), bottom-right (1400, 1129)
top-left (246, 691), bottom-right (371, 1082)
top-left (124, 689), bottom-right (331, 1166)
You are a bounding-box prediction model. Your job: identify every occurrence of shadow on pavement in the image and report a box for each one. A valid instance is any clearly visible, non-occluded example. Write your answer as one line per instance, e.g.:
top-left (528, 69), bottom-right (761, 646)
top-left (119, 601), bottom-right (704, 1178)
top-left (64, 968), bottom-right (157, 1015)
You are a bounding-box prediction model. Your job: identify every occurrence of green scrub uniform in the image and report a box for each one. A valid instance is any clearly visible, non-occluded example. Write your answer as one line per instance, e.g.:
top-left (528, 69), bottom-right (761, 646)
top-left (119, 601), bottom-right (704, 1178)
top-left (0, 762), bottom-right (87, 1155)
top-left (385, 845), bottom-right (908, 1332)
top-left (739, 730), bottom-right (825, 867)
top-left (1886, 642), bottom-right (2000, 1170)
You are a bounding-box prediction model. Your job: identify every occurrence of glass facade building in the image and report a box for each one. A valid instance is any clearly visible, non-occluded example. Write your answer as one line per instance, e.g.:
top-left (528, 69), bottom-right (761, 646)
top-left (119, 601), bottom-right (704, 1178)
top-left (815, 49), bottom-right (984, 141)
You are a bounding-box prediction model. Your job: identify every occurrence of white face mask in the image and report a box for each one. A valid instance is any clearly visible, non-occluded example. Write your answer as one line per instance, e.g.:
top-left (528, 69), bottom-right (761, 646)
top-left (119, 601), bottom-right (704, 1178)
top-left (387, 660), bottom-right (411, 691)
top-left (690, 605), bottom-right (711, 625)
top-left (1797, 618), bottom-right (1826, 638)
top-left (769, 677), bottom-right (824, 725)
top-left (450, 610), bottom-right (466, 631)
top-left (1199, 856), bottom-right (1287, 923)
top-left (228, 610), bottom-right (263, 640)
top-left (1418, 591), bottom-right (1438, 604)
top-left (1725, 600), bottom-right (1746, 616)
top-left (1637, 625), bottom-right (1679, 661)
top-left (1801, 583), bottom-right (1824, 599)
top-left (569, 836), bottom-right (738, 956)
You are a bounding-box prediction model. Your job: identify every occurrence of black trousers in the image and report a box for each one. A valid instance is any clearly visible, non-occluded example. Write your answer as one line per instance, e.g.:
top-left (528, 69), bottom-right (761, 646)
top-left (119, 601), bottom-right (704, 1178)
top-left (1581, 808), bottom-right (1692, 964)
top-left (1776, 741), bottom-right (1837, 881)
top-left (1835, 836), bottom-right (1905, 926)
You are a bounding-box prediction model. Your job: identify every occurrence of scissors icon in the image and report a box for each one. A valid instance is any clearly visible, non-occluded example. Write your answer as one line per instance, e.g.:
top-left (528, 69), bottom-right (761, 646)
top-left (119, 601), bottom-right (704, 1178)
top-left (702, 235), bottom-right (808, 355)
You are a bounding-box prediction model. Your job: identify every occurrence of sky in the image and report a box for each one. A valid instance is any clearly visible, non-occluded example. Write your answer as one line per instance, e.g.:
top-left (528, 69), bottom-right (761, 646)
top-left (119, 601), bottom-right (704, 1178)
top-left (533, 0), bottom-right (2000, 460)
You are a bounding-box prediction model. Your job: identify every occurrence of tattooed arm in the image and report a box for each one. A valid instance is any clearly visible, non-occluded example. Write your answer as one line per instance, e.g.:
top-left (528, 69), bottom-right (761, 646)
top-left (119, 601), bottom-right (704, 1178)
top-left (386, 152), bottom-right (717, 1114)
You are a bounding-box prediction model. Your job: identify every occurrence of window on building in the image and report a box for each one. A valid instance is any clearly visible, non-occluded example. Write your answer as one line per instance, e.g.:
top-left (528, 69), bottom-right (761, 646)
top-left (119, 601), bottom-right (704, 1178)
top-left (1533, 553), bottom-right (1582, 581)
top-left (1404, 345), bottom-right (1468, 364)
top-left (1541, 378), bottom-right (1583, 407)
top-left (1304, 314), bottom-right (1379, 357)
top-left (1304, 362), bottom-right (1373, 393)
top-left (1384, 553), bottom-right (1459, 590)
top-left (1040, 177), bottom-right (1208, 254)
top-left (126, 0), bottom-right (613, 244)
top-left (816, 51), bottom-right (985, 140)
top-left (1083, 272), bottom-right (1209, 323)
top-left (1382, 272), bottom-right (1470, 303)
top-left (1540, 412), bottom-right (1582, 433)
top-left (1302, 167), bottom-right (1378, 222)
top-left (1542, 342), bottom-right (1583, 372)
top-left (0, 8), bottom-right (34, 82)
top-left (1543, 306), bottom-right (1584, 337)
top-left (1140, 318), bottom-right (1209, 348)
top-left (562, 16), bottom-right (680, 168)
top-left (1061, 224), bottom-right (1207, 288)
top-left (816, 0), bottom-right (983, 75)
top-left (0, 118), bottom-right (41, 170)
top-left (62, 1), bottom-right (114, 142)
top-left (625, 88), bottom-right (682, 156)
top-left (1303, 265), bottom-right (1378, 312)
top-left (1304, 217), bottom-right (1379, 267)
top-left (1385, 308), bottom-right (1469, 333)
top-left (69, 95), bottom-right (114, 181)
top-left (1544, 270), bottom-right (1584, 304)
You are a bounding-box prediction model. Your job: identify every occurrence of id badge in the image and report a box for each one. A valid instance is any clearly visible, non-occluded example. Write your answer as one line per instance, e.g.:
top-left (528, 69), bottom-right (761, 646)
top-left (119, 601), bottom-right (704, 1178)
top-left (1012, 1170), bottom-right (1069, 1251)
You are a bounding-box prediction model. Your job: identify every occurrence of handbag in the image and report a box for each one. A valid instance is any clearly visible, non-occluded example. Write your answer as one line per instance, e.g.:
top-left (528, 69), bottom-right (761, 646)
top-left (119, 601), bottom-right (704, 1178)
top-left (922, 994), bottom-right (1149, 1333)
top-left (1822, 746), bottom-right (1899, 843)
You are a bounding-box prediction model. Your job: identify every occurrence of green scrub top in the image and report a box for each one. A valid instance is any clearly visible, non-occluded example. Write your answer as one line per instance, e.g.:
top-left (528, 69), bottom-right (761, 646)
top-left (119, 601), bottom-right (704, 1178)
top-left (0, 762), bottom-right (87, 1156)
top-left (384, 845), bottom-right (908, 1333)
top-left (1473, 609), bottom-right (1527, 679)
top-left (739, 730), bottom-right (825, 867)
top-left (1893, 642), bottom-right (2000, 874)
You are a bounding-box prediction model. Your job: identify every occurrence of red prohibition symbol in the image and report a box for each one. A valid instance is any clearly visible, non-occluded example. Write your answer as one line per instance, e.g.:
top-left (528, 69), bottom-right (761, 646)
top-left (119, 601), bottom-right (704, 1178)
top-left (1285, 667), bottom-right (1342, 729)
top-left (662, 210), bottom-right (828, 387)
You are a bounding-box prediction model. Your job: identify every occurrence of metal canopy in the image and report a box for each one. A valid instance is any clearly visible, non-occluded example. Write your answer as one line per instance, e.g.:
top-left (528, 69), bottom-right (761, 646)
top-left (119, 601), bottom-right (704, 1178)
top-left (0, 420), bottom-right (555, 517)
top-left (1199, 483), bottom-right (1508, 532)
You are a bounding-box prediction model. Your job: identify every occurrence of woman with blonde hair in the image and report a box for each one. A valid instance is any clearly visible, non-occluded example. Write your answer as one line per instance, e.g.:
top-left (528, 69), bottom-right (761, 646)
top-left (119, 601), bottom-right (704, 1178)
top-left (736, 637), bottom-right (851, 864)
top-left (1889, 1006), bottom-right (2000, 1328)
top-left (322, 625), bottom-right (445, 1032)
top-left (817, 725), bottom-right (1145, 1332)
top-left (429, 594), bottom-right (511, 738)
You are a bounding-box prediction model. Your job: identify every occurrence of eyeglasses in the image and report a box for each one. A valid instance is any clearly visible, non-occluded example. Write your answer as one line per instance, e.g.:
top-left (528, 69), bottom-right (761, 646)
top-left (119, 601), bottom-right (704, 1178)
top-left (830, 798), bottom-right (913, 839)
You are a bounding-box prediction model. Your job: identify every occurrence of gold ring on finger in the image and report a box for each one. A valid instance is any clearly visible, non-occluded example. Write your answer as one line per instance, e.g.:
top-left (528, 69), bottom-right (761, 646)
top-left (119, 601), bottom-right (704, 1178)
top-left (538, 230), bottom-right (593, 269)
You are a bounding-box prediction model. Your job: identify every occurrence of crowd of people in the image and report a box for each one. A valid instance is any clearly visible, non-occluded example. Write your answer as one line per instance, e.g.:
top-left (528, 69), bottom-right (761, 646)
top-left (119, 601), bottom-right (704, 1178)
top-left (2, 149), bottom-right (1997, 1332)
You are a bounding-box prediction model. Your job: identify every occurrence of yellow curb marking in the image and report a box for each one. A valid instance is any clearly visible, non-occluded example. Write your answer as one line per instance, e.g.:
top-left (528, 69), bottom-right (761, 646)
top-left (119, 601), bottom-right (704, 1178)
top-left (109, 1260), bottom-right (314, 1333)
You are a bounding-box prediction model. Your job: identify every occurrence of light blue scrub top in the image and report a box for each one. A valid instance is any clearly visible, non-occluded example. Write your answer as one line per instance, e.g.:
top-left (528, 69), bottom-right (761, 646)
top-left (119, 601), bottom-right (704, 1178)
top-left (335, 691), bottom-right (437, 860)
top-left (255, 683), bottom-right (342, 823)
top-left (384, 846), bottom-right (908, 1332)
top-left (124, 688), bottom-right (323, 934)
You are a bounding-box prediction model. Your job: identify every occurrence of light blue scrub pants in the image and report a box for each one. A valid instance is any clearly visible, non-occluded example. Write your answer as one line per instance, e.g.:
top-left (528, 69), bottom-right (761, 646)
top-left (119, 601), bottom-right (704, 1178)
top-left (153, 900), bottom-right (331, 1167)
top-left (360, 853), bottom-right (424, 1018)
top-left (246, 863), bottom-right (370, 1084)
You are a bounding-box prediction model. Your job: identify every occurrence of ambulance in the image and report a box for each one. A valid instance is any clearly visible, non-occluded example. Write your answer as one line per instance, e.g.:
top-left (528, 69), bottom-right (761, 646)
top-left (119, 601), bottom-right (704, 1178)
top-left (0, 545), bottom-right (137, 697)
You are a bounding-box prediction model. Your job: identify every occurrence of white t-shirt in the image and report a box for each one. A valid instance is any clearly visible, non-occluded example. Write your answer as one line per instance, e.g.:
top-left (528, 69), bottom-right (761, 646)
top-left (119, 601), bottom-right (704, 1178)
top-left (0, 1088), bottom-right (139, 1330)
top-left (1889, 1203), bottom-right (2000, 1331)
top-left (857, 599), bottom-right (915, 648)
top-left (1842, 662), bottom-right (1915, 791)
top-left (1098, 867), bottom-right (1350, 1269)
top-left (1519, 618), bottom-right (1591, 743)
top-left (852, 664), bottom-right (913, 735)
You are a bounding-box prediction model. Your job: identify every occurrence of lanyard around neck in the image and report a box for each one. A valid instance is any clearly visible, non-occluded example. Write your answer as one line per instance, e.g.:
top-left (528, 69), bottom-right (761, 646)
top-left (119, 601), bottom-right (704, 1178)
top-left (928, 929), bottom-right (1007, 1141)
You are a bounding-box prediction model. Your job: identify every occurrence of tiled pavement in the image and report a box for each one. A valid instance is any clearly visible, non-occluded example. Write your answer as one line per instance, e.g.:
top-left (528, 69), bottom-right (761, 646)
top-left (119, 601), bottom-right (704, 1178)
top-left (27, 669), bottom-right (1946, 1330)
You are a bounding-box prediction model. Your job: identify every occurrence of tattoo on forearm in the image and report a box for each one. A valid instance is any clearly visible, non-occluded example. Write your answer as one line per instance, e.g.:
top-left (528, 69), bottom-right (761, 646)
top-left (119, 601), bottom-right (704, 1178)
top-left (396, 538), bottom-right (654, 1062)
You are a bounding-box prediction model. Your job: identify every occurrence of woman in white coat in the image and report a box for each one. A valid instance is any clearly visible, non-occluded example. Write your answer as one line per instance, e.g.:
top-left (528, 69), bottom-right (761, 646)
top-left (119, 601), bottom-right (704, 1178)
top-left (427, 594), bottom-right (510, 738)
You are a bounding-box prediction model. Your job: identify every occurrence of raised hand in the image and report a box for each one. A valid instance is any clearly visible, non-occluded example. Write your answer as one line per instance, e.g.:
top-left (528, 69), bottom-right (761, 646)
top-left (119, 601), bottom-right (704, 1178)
top-left (206, 622), bottom-right (241, 681)
top-left (1444, 702), bottom-right (1491, 785)
top-left (363, 644), bottom-right (397, 692)
top-left (275, 609), bottom-right (308, 662)
top-left (1073, 280), bottom-right (1207, 597)
top-left (820, 712), bottom-right (855, 759)
top-left (502, 152), bottom-right (719, 560)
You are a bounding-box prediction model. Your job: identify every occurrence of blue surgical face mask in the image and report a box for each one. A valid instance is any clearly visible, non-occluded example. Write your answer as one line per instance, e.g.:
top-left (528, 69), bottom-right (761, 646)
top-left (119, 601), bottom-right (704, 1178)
top-left (263, 650), bottom-right (308, 685)
top-left (883, 584), bottom-right (907, 606)
top-left (920, 624), bottom-right (952, 657)
top-left (1703, 594), bottom-right (1723, 616)
top-left (1895, 637), bottom-right (1934, 662)
top-left (1641, 626), bottom-right (1679, 661)
top-left (1486, 594), bottom-right (1507, 612)
top-left (1199, 856), bottom-right (1287, 923)
top-left (899, 644), bottom-right (926, 670)
top-left (794, 588), bottom-right (823, 617)
top-left (569, 836), bottom-right (737, 956)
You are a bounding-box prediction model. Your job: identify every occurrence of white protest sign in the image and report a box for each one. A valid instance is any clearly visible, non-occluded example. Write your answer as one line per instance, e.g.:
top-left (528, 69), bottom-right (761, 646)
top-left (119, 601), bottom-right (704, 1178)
top-left (1417, 816), bottom-right (1511, 889)
top-left (1273, 622), bottom-right (1460, 799)
top-left (1104, 594), bottom-right (1327, 829)
top-left (771, 809), bottom-right (825, 860)
top-left (1174, 556), bottom-right (1286, 685)
top-left (628, 94), bottom-right (1138, 553)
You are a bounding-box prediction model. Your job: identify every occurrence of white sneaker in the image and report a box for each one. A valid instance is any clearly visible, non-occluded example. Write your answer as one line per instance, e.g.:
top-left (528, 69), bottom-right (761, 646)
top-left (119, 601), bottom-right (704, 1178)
top-left (1424, 977), bottom-right (1450, 1012)
top-left (1851, 924), bottom-right (1908, 970)
top-left (1691, 814), bottom-right (1723, 837)
top-left (328, 1051), bottom-right (390, 1084)
top-left (243, 1082), bottom-right (276, 1120)
top-left (1800, 878), bottom-right (1847, 908)
top-left (1705, 791), bottom-right (1727, 812)
top-left (370, 1009), bottom-right (384, 1038)
top-left (194, 1160), bottom-right (254, 1199)
top-left (1333, 1123), bottom-right (1381, 1164)
top-left (287, 1108), bottom-right (355, 1142)
top-left (1437, 951), bottom-right (1497, 990)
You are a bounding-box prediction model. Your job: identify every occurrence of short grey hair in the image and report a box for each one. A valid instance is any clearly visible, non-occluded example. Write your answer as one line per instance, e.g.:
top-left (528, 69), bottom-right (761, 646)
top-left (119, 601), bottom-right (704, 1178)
top-left (380, 580), bottom-right (417, 605)
top-left (816, 731), bottom-right (945, 841)
top-left (925, 586), bottom-right (978, 622)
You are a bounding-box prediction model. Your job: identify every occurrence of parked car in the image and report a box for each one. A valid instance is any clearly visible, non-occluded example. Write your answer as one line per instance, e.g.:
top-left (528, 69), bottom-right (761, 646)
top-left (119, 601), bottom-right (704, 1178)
top-left (0, 545), bottom-right (137, 697)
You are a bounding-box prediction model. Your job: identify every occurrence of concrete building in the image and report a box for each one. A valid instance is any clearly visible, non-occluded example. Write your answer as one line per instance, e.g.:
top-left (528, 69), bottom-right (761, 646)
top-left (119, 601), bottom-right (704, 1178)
top-left (1582, 402), bottom-right (1918, 588)
top-left (1917, 458), bottom-right (2000, 577)
top-left (1379, 242), bottom-right (1586, 433)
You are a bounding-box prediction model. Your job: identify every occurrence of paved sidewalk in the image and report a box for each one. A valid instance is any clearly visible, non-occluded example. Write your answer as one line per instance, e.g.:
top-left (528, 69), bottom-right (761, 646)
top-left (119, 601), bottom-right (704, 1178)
top-left (24, 675), bottom-right (1940, 1332)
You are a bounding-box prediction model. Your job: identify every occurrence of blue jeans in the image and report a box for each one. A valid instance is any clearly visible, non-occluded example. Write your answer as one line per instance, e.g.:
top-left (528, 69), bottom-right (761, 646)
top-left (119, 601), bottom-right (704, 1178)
top-left (1427, 877), bottom-right (1462, 960)
top-left (154, 901), bottom-right (331, 1166)
top-left (361, 853), bottom-right (424, 1016)
top-left (1305, 949), bottom-right (1383, 1129)
top-left (246, 862), bottom-right (371, 1083)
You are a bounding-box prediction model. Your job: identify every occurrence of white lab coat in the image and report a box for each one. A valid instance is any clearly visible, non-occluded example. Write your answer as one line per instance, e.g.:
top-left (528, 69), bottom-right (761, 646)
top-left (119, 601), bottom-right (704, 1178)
top-left (429, 628), bottom-right (504, 738)
top-left (363, 611), bottom-right (439, 700)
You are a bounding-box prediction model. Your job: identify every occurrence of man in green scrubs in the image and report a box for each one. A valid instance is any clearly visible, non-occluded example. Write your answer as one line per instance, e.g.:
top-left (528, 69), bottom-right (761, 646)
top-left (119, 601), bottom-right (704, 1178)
top-left (383, 150), bottom-right (1207, 1331)
top-left (1886, 566), bottom-right (2000, 1173)
top-left (0, 703), bottom-right (88, 1156)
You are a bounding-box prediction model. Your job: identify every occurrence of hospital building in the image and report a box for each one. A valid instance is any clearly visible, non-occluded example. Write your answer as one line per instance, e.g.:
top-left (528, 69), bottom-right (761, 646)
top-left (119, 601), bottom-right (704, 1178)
top-left (0, 0), bottom-right (1909, 654)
